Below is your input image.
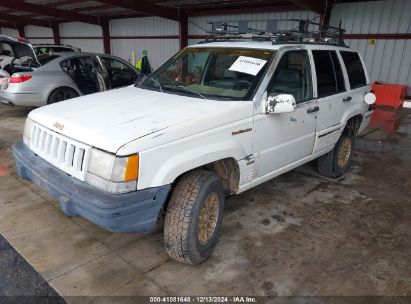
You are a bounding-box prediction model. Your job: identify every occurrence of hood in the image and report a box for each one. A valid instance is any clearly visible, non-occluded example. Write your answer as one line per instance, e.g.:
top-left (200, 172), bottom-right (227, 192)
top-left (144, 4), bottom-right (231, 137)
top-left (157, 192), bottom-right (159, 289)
top-left (0, 35), bottom-right (39, 64)
top-left (29, 86), bottom-right (253, 154)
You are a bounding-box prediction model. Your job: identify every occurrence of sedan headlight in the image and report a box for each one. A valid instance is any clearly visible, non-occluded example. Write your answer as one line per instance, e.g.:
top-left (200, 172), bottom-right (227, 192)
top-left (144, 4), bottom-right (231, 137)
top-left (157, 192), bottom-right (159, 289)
top-left (85, 148), bottom-right (139, 194)
top-left (23, 118), bottom-right (34, 146)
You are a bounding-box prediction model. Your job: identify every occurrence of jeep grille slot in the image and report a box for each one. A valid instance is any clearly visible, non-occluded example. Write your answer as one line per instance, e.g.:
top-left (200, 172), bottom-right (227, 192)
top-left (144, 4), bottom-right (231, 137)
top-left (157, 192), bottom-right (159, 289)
top-left (29, 123), bottom-right (90, 181)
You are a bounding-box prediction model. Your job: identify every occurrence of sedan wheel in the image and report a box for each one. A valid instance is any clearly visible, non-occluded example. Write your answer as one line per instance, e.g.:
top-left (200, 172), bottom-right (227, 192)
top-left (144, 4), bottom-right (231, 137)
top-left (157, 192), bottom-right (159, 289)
top-left (48, 88), bottom-right (78, 104)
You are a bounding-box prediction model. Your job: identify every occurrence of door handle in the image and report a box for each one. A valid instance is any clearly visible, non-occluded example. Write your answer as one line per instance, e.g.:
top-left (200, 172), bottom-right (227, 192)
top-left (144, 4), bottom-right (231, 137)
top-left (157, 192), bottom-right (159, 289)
top-left (343, 96), bottom-right (352, 102)
top-left (307, 106), bottom-right (319, 113)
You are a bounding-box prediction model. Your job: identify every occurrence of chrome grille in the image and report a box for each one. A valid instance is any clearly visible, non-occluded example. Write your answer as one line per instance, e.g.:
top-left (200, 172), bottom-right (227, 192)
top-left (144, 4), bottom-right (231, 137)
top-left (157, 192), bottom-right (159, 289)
top-left (29, 123), bottom-right (90, 180)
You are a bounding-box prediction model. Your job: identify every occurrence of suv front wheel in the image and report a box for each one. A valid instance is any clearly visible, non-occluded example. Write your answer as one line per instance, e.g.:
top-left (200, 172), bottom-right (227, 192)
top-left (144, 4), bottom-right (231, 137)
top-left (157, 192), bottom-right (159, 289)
top-left (164, 170), bottom-right (225, 265)
top-left (318, 130), bottom-right (354, 178)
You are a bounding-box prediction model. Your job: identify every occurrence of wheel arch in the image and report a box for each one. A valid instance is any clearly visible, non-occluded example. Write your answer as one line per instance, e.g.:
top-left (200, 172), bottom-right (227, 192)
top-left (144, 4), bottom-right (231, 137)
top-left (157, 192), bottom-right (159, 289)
top-left (46, 85), bottom-right (80, 104)
top-left (345, 113), bottom-right (363, 135)
top-left (171, 157), bottom-right (240, 195)
top-left (138, 143), bottom-right (243, 194)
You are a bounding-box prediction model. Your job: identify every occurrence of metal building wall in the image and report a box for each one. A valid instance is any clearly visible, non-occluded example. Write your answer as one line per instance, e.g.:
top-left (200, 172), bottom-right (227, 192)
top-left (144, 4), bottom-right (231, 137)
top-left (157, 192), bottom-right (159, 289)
top-left (330, 0), bottom-right (411, 95)
top-left (25, 25), bottom-right (54, 44)
top-left (110, 17), bottom-right (179, 69)
top-left (0, 27), bottom-right (19, 37)
top-left (0, 22), bottom-right (104, 52)
top-left (59, 22), bottom-right (104, 53)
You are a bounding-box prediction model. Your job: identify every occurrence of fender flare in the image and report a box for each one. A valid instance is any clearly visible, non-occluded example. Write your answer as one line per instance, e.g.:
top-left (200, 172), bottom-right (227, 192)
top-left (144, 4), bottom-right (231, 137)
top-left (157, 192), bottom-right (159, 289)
top-left (138, 140), bottom-right (245, 189)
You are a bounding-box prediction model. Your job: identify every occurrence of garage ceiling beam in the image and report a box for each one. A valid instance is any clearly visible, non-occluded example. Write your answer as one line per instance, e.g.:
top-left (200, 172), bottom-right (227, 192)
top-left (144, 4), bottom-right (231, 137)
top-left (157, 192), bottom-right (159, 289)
top-left (190, 4), bottom-right (301, 16)
top-left (97, 0), bottom-right (179, 21)
top-left (288, 0), bottom-right (326, 14)
top-left (0, 0), bottom-right (101, 25)
top-left (0, 12), bottom-right (51, 28)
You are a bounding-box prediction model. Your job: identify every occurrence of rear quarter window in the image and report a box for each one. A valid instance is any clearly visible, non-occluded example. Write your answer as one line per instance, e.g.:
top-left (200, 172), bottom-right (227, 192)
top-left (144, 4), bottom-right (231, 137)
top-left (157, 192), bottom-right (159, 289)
top-left (38, 54), bottom-right (60, 65)
top-left (340, 51), bottom-right (367, 89)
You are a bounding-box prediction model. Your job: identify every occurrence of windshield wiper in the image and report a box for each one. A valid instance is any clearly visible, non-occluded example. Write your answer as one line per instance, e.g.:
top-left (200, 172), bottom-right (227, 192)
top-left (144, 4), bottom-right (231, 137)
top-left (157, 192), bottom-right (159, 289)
top-left (149, 77), bottom-right (163, 93)
top-left (163, 85), bottom-right (207, 100)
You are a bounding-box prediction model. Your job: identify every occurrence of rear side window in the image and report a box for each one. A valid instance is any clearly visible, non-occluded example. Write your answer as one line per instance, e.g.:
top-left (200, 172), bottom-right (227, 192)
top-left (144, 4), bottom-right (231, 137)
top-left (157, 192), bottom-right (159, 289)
top-left (340, 51), bottom-right (367, 89)
top-left (312, 50), bottom-right (341, 98)
top-left (37, 54), bottom-right (60, 65)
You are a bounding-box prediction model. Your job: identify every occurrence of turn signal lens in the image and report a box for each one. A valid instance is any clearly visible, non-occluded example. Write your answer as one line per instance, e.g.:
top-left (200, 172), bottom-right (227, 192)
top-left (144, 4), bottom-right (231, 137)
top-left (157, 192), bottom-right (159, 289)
top-left (125, 154), bottom-right (139, 181)
top-left (87, 149), bottom-right (139, 184)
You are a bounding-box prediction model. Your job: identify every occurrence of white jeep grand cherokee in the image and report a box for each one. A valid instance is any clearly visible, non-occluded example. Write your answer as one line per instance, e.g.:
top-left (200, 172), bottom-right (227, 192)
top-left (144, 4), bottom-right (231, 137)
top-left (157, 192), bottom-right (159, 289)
top-left (13, 40), bottom-right (376, 265)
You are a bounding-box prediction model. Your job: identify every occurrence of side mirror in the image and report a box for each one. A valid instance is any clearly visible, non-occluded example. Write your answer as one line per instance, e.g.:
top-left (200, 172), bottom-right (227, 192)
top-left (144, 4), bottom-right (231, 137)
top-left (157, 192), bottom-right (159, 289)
top-left (364, 92), bottom-right (376, 105)
top-left (265, 94), bottom-right (296, 114)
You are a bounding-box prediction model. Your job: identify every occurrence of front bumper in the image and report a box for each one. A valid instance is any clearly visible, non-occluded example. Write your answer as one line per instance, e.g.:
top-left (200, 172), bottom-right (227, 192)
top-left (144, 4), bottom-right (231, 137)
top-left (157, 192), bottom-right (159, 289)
top-left (13, 141), bottom-right (171, 233)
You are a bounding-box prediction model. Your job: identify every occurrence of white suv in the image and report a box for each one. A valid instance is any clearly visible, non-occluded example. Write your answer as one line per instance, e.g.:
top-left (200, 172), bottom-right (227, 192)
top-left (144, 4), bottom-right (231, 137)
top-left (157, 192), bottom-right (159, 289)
top-left (13, 37), bottom-right (376, 265)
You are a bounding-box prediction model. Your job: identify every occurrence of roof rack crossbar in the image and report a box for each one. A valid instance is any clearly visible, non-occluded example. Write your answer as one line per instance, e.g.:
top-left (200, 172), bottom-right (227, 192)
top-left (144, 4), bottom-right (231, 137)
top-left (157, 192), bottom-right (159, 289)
top-left (203, 19), bottom-right (346, 46)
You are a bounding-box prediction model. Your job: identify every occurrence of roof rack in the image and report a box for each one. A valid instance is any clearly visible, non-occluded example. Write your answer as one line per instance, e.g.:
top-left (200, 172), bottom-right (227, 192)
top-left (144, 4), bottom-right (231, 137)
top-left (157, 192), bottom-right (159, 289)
top-left (201, 19), bottom-right (346, 47)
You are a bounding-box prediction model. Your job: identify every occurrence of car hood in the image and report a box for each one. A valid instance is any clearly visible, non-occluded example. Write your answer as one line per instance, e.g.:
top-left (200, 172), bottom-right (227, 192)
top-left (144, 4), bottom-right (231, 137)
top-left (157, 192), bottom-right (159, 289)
top-left (29, 86), bottom-right (253, 154)
top-left (0, 35), bottom-right (39, 64)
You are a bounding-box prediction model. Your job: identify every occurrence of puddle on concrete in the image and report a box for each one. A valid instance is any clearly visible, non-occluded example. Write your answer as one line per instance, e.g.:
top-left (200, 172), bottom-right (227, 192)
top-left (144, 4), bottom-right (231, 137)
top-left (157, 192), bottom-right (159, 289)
top-left (356, 107), bottom-right (411, 155)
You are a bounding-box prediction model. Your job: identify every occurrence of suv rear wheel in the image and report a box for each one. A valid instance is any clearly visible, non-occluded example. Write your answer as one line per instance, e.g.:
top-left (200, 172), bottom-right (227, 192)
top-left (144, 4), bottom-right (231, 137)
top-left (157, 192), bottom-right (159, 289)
top-left (164, 170), bottom-right (225, 265)
top-left (318, 130), bottom-right (354, 178)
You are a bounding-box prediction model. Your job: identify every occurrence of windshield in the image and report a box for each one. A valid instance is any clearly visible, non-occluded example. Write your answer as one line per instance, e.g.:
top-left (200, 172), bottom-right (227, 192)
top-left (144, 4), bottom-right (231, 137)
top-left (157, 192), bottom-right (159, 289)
top-left (140, 47), bottom-right (274, 100)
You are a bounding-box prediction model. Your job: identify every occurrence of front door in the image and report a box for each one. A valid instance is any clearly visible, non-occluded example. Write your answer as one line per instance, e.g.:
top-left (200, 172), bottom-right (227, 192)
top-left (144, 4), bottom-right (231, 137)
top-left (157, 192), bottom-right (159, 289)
top-left (253, 50), bottom-right (318, 181)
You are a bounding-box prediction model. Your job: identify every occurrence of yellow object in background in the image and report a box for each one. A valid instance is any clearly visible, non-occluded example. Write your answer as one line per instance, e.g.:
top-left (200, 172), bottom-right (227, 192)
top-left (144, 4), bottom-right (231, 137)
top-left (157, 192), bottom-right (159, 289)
top-left (368, 39), bottom-right (376, 45)
top-left (136, 58), bottom-right (142, 71)
top-left (132, 50), bottom-right (136, 66)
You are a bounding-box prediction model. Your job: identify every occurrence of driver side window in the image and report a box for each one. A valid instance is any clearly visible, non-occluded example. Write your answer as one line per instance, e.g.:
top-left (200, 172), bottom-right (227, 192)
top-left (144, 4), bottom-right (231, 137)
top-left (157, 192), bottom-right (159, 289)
top-left (267, 50), bottom-right (313, 104)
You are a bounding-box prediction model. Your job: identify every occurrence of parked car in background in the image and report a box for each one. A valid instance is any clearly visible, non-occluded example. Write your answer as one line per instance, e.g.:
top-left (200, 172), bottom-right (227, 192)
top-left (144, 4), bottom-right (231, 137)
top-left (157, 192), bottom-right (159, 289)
top-left (0, 35), bottom-right (34, 70)
top-left (33, 43), bottom-right (81, 55)
top-left (0, 40), bottom-right (140, 106)
top-left (0, 37), bottom-right (80, 69)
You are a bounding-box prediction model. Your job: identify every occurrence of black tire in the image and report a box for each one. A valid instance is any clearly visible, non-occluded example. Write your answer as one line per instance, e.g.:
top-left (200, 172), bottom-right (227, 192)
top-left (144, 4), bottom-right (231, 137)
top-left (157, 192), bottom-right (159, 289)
top-left (47, 87), bottom-right (79, 104)
top-left (318, 130), bottom-right (354, 178)
top-left (164, 170), bottom-right (225, 265)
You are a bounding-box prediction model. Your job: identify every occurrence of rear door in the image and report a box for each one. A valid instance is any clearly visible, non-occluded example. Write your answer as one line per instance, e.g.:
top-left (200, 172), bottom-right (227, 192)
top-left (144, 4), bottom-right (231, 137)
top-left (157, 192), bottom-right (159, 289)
top-left (61, 56), bottom-right (100, 95)
top-left (339, 51), bottom-right (371, 132)
top-left (311, 49), bottom-right (350, 154)
top-left (99, 56), bottom-right (138, 89)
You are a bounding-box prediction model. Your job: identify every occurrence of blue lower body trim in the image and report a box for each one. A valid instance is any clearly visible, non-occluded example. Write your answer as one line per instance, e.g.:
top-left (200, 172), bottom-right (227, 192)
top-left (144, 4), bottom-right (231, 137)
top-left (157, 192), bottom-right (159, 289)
top-left (13, 141), bottom-right (171, 233)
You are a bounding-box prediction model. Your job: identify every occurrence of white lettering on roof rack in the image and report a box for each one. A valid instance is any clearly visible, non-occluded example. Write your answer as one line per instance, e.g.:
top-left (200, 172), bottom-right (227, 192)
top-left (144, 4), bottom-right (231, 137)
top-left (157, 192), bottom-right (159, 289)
top-left (229, 56), bottom-right (267, 76)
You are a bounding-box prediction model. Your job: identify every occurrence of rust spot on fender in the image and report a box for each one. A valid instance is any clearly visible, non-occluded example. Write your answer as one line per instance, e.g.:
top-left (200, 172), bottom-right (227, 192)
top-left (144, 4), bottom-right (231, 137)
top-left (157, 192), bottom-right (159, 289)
top-left (232, 128), bottom-right (252, 136)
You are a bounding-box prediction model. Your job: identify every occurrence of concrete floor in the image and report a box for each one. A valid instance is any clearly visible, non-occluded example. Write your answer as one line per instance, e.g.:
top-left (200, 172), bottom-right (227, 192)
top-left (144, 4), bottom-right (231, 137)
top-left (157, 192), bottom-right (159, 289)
top-left (0, 104), bottom-right (410, 302)
top-left (0, 233), bottom-right (66, 303)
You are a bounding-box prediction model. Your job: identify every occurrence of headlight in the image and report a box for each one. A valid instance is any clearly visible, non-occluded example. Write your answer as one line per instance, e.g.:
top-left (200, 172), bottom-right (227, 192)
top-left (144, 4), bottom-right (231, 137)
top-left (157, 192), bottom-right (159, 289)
top-left (85, 148), bottom-right (139, 194)
top-left (23, 118), bottom-right (33, 146)
top-left (87, 148), bottom-right (115, 180)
